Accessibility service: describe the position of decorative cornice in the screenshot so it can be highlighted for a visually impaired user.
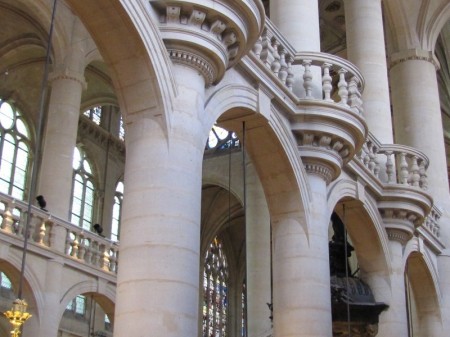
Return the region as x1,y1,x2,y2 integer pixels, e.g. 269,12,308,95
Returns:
167,49,216,86
389,49,440,70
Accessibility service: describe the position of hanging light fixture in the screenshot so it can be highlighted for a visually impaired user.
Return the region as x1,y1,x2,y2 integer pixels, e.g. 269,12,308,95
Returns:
3,0,58,335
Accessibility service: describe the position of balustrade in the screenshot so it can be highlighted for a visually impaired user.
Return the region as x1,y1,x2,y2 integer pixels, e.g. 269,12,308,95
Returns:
0,193,118,274
251,19,364,114
357,133,429,190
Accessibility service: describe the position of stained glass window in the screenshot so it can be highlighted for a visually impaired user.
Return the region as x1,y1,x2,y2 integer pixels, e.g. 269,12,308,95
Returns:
71,147,96,231
0,100,31,199
66,295,86,315
111,181,123,241
203,237,228,337
83,106,102,125
119,116,125,141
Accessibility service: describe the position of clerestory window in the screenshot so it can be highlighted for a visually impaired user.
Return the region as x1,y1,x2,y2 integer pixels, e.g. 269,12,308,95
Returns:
111,181,123,241
70,146,96,231
203,237,229,337
0,100,31,199
66,294,86,315
83,106,102,125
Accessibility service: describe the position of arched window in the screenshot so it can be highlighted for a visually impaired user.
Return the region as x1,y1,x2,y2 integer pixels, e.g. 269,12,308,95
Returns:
71,146,96,231
0,100,31,199
203,237,228,337
111,181,123,241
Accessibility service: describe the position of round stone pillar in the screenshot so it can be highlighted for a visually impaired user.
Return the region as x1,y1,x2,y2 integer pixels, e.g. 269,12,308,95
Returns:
246,161,272,337
37,68,85,221
390,51,450,243
114,64,206,337
344,0,393,144
272,165,333,337
376,227,410,337
438,253,450,333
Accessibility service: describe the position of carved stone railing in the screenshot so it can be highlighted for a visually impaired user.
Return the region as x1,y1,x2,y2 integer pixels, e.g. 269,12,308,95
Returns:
251,19,364,114
357,133,429,190
0,193,118,274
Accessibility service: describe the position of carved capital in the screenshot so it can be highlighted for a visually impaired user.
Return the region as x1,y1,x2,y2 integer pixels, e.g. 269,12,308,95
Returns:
380,208,419,245
389,49,440,70
167,49,216,85
49,67,87,89
303,159,334,184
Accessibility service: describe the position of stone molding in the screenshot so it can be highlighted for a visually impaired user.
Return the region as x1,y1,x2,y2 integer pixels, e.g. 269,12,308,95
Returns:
167,49,216,85
380,208,419,245
150,0,264,85
389,48,440,70
48,67,87,89
303,160,334,184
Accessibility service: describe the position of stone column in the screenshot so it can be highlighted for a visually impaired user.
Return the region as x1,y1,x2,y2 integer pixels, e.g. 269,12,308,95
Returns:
269,0,322,98
113,64,206,337
390,51,450,243
344,0,393,144
37,69,85,221
376,227,410,337
272,164,333,337
246,162,272,337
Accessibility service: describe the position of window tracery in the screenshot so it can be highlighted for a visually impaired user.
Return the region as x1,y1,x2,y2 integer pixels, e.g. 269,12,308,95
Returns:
0,100,31,199
71,146,96,230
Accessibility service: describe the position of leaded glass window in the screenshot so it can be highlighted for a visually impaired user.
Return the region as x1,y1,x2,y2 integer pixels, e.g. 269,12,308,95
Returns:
206,126,239,152
111,181,123,241
203,237,228,337
66,295,86,315
0,100,31,199
119,116,125,141
71,147,96,231
83,106,102,125
0,272,12,290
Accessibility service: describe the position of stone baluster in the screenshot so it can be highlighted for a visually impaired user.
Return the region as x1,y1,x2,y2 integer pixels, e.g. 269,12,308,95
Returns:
100,244,111,271
368,143,377,174
338,69,348,105
271,39,281,76
85,238,93,264
419,160,428,190
253,36,263,58
278,48,288,84
302,60,313,98
286,55,294,91
78,234,87,261
260,30,275,69
399,152,409,185
322,63,333,102
1,201,16,233
410,156,420,187
385,151,395,183
36,216,48,245
348,76,363,114
70,234,80,258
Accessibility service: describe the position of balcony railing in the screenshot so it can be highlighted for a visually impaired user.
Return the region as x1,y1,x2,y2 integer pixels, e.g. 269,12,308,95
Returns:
0,193,118,274
250,19,364,114
357,133,429,190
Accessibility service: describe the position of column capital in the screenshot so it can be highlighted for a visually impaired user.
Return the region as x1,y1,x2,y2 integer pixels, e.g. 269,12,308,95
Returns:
48,67,87,89
389,48,440,71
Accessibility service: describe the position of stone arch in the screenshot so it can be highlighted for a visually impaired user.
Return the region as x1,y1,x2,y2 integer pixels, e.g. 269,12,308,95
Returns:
328,177,392,278
58,278,115,325
403,244,443,335
65,0,176,132
204,83,310,234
